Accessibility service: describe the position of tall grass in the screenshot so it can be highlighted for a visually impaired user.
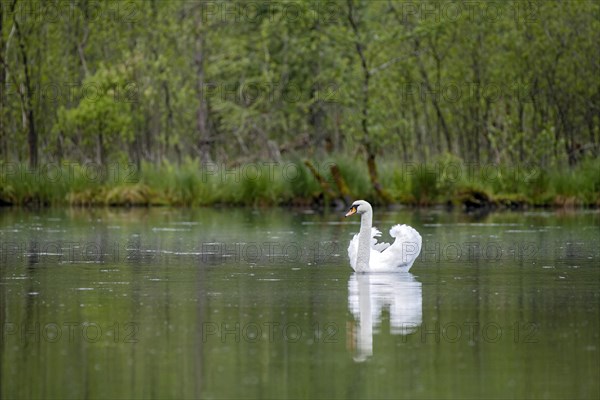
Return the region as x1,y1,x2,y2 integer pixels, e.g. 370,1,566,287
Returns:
329,155,373,200
379,155,600,208
0,156,598,207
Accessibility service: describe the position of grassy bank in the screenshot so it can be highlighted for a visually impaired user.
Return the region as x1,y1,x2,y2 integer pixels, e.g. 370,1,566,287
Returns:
1,156,598,208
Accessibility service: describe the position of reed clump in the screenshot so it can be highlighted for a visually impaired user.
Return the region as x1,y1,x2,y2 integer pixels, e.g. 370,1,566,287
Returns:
0,157,597,208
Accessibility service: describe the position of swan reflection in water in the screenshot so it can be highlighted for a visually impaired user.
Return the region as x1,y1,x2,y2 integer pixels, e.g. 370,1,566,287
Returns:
347,272,422,362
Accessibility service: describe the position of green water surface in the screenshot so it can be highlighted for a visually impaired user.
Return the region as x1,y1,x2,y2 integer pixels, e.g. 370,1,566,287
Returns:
1,207,598,399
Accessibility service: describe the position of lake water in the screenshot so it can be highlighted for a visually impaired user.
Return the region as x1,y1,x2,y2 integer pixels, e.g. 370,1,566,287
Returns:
1,207,598,399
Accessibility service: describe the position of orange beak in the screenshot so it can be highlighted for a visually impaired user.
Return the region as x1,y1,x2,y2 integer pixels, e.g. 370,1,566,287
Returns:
345,206,357,217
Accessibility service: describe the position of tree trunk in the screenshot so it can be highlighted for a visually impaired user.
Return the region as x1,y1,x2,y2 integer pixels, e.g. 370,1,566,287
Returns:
309,19,326,154
0,5,5,161
304,160,337,200
330,164,352,206
12,1,37,168
162,80,173,164
194,10,211,163
366,150,393,205
414,38,452,156
97,133,104,166
347,0,392,205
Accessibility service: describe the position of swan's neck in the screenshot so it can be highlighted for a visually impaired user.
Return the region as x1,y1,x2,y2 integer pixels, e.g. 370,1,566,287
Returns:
356,210,372,272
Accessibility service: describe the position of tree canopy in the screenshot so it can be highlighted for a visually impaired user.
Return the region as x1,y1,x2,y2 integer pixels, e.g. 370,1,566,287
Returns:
1,1,598,169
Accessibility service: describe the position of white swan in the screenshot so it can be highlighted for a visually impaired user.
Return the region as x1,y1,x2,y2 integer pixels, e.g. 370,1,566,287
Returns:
345,200,422,272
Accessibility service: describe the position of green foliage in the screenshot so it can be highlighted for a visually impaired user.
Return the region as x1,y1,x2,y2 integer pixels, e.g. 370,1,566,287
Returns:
0,1,598,205
53,65,135,164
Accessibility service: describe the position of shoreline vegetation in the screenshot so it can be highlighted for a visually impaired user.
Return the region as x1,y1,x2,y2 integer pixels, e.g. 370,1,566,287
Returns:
1,156,598,210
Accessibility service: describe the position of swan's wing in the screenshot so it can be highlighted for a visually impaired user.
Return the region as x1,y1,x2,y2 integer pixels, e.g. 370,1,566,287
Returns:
372,242,390,252
373,224,422,271
389,224,422,255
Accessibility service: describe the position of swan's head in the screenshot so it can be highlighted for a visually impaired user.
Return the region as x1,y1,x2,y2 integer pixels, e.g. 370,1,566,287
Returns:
345,200,372,217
